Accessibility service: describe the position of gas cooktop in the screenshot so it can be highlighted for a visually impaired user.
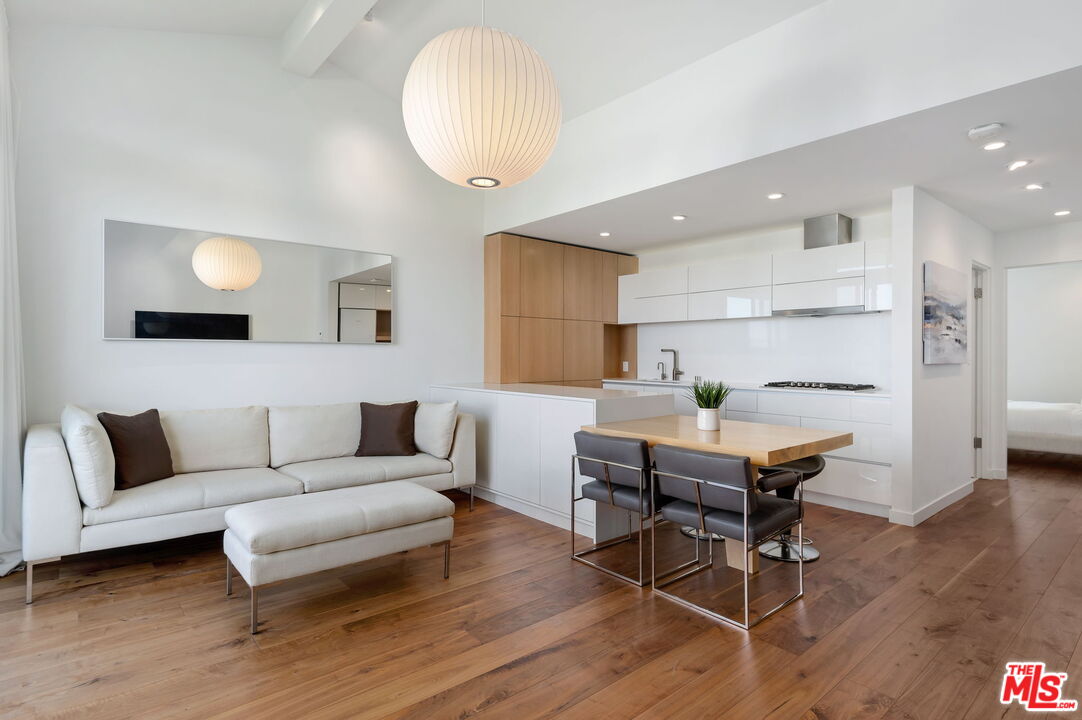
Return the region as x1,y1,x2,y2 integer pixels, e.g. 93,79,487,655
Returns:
763,381,876,392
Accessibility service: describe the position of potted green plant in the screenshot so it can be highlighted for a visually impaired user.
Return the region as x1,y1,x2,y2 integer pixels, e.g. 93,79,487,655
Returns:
685,380,732,431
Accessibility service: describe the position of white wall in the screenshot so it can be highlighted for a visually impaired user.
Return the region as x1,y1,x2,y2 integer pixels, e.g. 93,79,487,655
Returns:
484,0,1082,234
634,211,892,387
890,187,995,525
12,23,483,422
1006,262,1082,403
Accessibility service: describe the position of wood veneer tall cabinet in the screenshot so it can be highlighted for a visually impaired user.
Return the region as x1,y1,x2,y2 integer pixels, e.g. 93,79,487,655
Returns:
485,233,638,385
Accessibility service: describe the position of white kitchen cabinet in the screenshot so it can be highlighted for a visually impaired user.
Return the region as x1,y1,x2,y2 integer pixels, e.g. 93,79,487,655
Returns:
757,391,853,421
688,255,771,293
687,286,771,320
724,390,758,412
805,458,891,506
375,286,393,311
772,242,865,285
538,398,595,521
338,309,376,343
864,238,892,311
725,410,801,427
771,277,864,313
618,266,688,299
800,417,891,464
618,293,688,324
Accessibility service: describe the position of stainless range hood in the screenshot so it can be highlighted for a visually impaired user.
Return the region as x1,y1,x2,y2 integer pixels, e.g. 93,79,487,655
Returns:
771,213,865,317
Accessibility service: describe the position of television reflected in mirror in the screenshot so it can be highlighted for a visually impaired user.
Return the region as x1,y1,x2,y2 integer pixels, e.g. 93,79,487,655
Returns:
103,220,394,344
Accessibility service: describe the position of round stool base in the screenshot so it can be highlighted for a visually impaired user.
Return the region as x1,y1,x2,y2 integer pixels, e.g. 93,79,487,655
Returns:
759,539,820,563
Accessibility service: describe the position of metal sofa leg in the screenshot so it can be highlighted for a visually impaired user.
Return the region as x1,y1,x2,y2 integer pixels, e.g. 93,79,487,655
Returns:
25,557,61,605
250,586,259,635
443,541,451,579
225,557,233,597
468,486,474,512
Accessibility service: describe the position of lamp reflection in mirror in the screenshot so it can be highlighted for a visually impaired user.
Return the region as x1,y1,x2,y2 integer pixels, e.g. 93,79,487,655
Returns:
402,26,561,189
191,236,262,291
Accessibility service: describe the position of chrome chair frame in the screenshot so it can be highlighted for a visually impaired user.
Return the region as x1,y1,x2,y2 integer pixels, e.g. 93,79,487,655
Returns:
570,454,698,587
650,468,804,630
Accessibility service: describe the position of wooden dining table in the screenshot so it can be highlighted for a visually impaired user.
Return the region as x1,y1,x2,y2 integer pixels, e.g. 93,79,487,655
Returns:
581,414,853,573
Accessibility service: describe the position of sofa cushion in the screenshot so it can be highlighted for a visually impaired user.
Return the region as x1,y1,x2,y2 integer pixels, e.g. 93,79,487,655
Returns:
159,406,269,474
82,467,302,525
415,402,459,459
269,403,360,468
60,405,116,509
224,481,455,554
97,409,175,490
277,454,453,493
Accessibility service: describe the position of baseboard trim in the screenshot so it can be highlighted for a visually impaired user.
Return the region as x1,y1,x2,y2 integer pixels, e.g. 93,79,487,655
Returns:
983,467,1008,480
472,487,593,535
889,481,974,527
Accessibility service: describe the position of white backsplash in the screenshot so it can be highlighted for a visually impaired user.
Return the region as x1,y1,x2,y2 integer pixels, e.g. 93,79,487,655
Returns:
638,312,891,389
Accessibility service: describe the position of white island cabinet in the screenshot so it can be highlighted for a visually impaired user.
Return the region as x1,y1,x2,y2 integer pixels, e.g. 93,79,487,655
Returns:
430,383,674,540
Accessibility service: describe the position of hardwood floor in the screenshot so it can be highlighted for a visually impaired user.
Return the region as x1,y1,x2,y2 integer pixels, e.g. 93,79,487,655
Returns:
2,455,1081,719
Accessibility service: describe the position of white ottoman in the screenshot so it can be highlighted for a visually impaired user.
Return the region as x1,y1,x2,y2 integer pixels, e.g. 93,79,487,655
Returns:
223,480,455,633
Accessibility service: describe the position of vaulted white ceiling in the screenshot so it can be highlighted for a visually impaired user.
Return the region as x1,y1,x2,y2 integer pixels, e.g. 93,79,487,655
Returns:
7,0,825,119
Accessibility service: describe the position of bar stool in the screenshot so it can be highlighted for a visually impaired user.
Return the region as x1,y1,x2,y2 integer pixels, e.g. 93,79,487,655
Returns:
651,444,804,630
757,455,825,562
570,431,659,586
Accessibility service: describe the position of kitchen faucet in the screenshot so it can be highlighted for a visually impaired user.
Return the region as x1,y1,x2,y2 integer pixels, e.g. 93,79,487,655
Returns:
660,348,684,381
656,361,667,380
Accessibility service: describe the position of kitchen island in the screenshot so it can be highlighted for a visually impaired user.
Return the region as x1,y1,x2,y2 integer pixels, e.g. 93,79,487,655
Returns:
430,383,675,540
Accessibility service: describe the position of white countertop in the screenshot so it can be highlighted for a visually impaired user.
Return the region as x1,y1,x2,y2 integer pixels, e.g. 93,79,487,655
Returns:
431,383,669,401
602,378,891,399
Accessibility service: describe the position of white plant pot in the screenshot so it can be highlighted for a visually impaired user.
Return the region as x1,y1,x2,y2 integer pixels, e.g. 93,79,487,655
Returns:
696,408,721,431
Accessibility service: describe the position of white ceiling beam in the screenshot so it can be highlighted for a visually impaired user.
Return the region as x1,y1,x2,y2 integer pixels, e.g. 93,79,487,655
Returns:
281,0,378,77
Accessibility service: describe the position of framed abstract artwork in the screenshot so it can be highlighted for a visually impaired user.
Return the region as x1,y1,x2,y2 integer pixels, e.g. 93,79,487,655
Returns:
923,260,968,364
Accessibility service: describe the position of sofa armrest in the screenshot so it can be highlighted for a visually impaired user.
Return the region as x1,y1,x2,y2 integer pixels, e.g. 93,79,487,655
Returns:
448,413,476,489
22,424,83,561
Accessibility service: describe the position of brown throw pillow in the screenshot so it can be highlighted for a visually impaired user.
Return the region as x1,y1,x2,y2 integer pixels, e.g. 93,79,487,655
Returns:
356,401,418,457
97,409,175,490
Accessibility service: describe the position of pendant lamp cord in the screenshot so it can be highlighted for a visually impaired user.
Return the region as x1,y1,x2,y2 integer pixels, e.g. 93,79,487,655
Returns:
481,0,485,27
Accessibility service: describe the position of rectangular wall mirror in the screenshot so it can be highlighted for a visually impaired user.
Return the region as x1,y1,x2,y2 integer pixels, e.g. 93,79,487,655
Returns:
103,220,394,344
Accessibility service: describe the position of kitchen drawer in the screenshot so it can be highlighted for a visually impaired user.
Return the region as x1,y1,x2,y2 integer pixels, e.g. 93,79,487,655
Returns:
688,255,771,293
618,266,688,299
771,277,865,312
772,242,865,285
687,286,771,320
618,293,688,324
805,458,891,506
757,391,852,421
800,417,891,464
851,397,891,424
724,390,757,412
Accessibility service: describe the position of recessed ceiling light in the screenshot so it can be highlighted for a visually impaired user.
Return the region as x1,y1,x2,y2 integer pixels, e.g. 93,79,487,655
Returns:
1054,210,1071,217
1024,183,1044,191
766,192,785,200
982,140,1008,151
671,214,687,221
1008,160,1030,171
599,231,611,237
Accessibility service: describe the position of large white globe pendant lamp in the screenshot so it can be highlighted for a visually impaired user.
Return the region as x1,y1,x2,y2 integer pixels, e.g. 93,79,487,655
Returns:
191,236,262,291
402,23,561,189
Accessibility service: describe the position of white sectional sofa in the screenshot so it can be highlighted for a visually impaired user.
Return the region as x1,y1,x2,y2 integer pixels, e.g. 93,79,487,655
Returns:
21,402,475,601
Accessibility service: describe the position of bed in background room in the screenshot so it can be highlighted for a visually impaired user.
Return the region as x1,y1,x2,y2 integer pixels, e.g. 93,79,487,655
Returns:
1007,400,1082,455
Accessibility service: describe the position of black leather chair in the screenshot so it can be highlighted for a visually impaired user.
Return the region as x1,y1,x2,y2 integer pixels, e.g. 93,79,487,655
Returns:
651,444,805,629
571,431,659,586
756,454,825,562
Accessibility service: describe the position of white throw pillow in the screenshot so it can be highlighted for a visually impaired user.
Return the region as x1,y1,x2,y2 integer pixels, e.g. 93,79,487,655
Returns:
159,406,270,474
60,404,115,509
414,401,459,459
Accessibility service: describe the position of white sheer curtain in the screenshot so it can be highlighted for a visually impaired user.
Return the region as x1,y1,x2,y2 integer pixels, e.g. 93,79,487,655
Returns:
0,0,24,576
